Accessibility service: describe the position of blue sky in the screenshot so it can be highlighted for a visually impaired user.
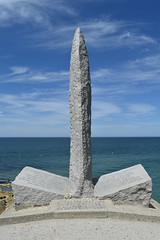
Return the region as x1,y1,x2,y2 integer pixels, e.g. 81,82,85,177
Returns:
0,0,160,137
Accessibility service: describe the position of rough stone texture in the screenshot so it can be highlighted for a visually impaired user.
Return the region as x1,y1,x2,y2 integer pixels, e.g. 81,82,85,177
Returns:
12,166,68,209
94,164,152,206
67,28,93,198
55,199,106,210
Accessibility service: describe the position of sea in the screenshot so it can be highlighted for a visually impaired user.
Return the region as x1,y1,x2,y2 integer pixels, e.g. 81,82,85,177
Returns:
0,137,160,203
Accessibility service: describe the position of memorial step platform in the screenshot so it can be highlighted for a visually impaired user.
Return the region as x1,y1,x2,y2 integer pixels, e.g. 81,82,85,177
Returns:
0,198,160,226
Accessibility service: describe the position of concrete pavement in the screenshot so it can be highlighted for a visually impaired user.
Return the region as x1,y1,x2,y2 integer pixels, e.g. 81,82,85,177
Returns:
1,217,160,240
0,198,160,240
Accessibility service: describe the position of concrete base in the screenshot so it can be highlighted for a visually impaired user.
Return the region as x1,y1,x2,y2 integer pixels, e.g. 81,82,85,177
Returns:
0,198,160,226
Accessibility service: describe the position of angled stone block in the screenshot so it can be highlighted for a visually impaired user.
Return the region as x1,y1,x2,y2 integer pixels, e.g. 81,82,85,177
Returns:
12,166,68,209
67,28,93,198
94,164,152,206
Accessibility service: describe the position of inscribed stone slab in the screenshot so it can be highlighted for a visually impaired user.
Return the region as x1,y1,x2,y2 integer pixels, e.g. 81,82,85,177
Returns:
94,164,152,206
12,166,68,209
55,199,106,210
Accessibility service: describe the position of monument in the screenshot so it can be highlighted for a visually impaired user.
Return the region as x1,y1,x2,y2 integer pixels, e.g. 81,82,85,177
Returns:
11,28,152,209
66,28,94,198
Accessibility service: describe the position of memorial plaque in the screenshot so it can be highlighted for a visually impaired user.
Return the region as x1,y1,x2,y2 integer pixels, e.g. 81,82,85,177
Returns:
55,199,106,210
94,164,152,206
12,166,68,209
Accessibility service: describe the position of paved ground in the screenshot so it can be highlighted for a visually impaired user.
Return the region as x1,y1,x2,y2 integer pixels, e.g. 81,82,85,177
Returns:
1,199,160,240
0,218,160,240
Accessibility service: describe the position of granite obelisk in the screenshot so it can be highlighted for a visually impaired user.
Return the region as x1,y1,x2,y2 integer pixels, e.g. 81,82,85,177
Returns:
67,28,93,198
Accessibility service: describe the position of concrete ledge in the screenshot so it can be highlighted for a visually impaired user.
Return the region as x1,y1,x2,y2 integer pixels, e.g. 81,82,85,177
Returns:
0,199,160,226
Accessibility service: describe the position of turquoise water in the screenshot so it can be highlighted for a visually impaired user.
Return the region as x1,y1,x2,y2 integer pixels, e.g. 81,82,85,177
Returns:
0,137,160,202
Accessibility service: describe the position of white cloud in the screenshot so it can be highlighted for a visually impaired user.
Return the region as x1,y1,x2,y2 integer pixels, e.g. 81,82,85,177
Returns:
10,66,29,75
2,67,69,83
0,0,155,51
120,54,160,85
114,32,155,47
90,53,160,99
30,71,69,82
30,17,156,50
128,104,156,115
0,0,75,27
0,91,159,137
0,92,68,110
84,26,156,48
127,55,160,69
92,121,160,137
92,101,121,118
0,92,69,128
92,85,130,96
92,68,111,80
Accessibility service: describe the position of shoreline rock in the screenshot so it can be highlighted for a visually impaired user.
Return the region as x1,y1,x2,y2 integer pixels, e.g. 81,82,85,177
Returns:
0,184,14,214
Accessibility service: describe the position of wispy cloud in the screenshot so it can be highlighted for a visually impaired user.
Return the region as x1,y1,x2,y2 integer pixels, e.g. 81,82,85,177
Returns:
91,53,160,99
32,18,156,50
92,121,160,137
0,55,11,59
128,103,156,115
0,0,75,27
92,68,111,80
0,90,158,137
10,66,29,75
0,0,155,51
83,21,156,48
121,54,160,85
126,54,160,70
0,92,69,124
1,66,69,83
92,101,121,118
0,90,70,136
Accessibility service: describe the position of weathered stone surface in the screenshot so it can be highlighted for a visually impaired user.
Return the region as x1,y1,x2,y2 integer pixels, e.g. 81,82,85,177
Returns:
94,164,152,206
12,166,68,209
55,199,106,210
67,28,93,198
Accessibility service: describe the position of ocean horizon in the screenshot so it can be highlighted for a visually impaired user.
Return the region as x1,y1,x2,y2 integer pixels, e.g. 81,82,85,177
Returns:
0,137,160,203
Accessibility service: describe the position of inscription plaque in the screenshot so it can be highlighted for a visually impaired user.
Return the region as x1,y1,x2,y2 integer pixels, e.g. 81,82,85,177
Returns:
56,199,106,210
12,166,69,209
16,168,67,193
94,164,152,206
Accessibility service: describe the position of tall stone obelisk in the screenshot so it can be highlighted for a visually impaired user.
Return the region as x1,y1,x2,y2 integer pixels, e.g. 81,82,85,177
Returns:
67,28,94,198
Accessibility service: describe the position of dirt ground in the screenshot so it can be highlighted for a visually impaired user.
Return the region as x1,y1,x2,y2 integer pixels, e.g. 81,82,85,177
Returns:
0,184,14,214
